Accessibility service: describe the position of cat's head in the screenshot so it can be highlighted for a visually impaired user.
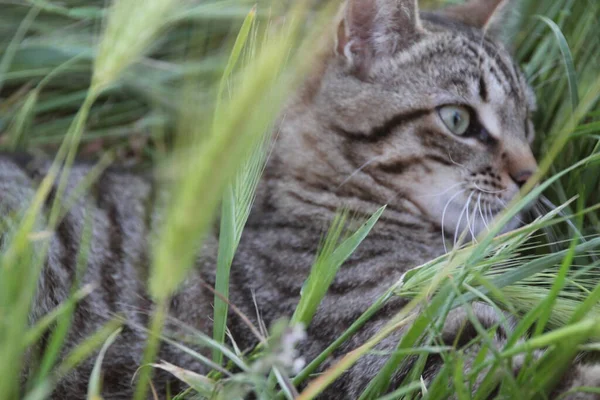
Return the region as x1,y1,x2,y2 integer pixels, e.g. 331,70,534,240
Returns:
273,0,537,244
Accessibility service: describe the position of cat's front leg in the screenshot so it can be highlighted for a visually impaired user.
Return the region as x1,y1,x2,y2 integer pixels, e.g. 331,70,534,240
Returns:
321,302,600,399
553,364,600,399
429,303,600,399
329,302,518,398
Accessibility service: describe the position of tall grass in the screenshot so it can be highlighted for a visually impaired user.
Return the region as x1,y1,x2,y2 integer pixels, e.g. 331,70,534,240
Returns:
0,0,599,399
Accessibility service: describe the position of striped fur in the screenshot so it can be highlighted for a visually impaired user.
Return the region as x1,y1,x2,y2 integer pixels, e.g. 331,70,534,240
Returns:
1,0,597,398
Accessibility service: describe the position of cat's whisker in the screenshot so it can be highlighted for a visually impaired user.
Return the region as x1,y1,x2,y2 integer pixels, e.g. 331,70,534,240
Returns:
477,193,489,231
530,203,540,218
472,195,480,235
337,156,380,189
533,203,547,219
496,197,524,224
465,192,476,244
534,201,561,251
473,184,507,194
466,194,478,242
486,202,495,226
538,204,559,245
454,192,474,248
441,189,466,253
446,151,471,172
471,209,479,242
472,198,480,239
384,190,400,205
540,195,578,231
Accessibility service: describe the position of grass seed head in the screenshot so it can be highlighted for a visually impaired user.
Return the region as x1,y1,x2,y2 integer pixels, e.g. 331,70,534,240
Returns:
92,0,180,92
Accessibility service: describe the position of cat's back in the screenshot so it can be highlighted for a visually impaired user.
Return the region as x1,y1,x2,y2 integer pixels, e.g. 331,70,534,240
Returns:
0,153,167,398
0,152,153,209
0,153,42,211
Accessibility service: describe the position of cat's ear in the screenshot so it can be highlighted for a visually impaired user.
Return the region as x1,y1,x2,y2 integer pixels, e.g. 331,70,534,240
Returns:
335,0,423,68
440,0,519,40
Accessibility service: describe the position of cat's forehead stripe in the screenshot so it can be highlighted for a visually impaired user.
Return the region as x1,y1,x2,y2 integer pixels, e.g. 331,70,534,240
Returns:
421,14,523,98
476,38,520,93
478,75,489,102
398,32,524,102
455,37,522,100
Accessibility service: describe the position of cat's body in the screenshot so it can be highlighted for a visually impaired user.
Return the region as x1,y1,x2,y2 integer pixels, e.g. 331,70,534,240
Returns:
6,153,439,398
3,0,600,398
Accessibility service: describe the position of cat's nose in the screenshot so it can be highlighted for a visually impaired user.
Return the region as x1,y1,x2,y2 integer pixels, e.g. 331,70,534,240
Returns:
504,141,537,188
510,170,534,188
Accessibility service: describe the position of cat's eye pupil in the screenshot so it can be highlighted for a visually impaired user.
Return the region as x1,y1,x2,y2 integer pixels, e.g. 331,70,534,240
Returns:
453,112,461,127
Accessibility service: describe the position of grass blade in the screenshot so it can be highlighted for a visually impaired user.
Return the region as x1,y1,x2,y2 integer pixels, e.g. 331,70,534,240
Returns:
534,15,579,111
291,206,386,327
87,328,123,400
212,7,260,365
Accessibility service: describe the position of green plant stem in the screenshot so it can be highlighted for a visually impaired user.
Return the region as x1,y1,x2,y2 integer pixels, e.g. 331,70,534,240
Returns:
133,300,169,400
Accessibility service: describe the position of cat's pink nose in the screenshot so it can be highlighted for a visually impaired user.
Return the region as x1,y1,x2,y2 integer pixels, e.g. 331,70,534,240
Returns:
510,170,534,187
504,140,537,188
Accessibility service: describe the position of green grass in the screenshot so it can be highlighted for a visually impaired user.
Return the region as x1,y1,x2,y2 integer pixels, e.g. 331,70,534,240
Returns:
0,0,599,399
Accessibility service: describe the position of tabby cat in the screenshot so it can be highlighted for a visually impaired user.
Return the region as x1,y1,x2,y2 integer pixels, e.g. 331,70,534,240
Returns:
2,0,598,398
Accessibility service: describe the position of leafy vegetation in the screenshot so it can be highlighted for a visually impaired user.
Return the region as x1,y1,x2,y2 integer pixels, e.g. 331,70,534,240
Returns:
0,0,599,399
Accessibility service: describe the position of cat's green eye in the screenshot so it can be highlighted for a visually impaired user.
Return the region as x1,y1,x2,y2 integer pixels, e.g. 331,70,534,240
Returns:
439,106,471,136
